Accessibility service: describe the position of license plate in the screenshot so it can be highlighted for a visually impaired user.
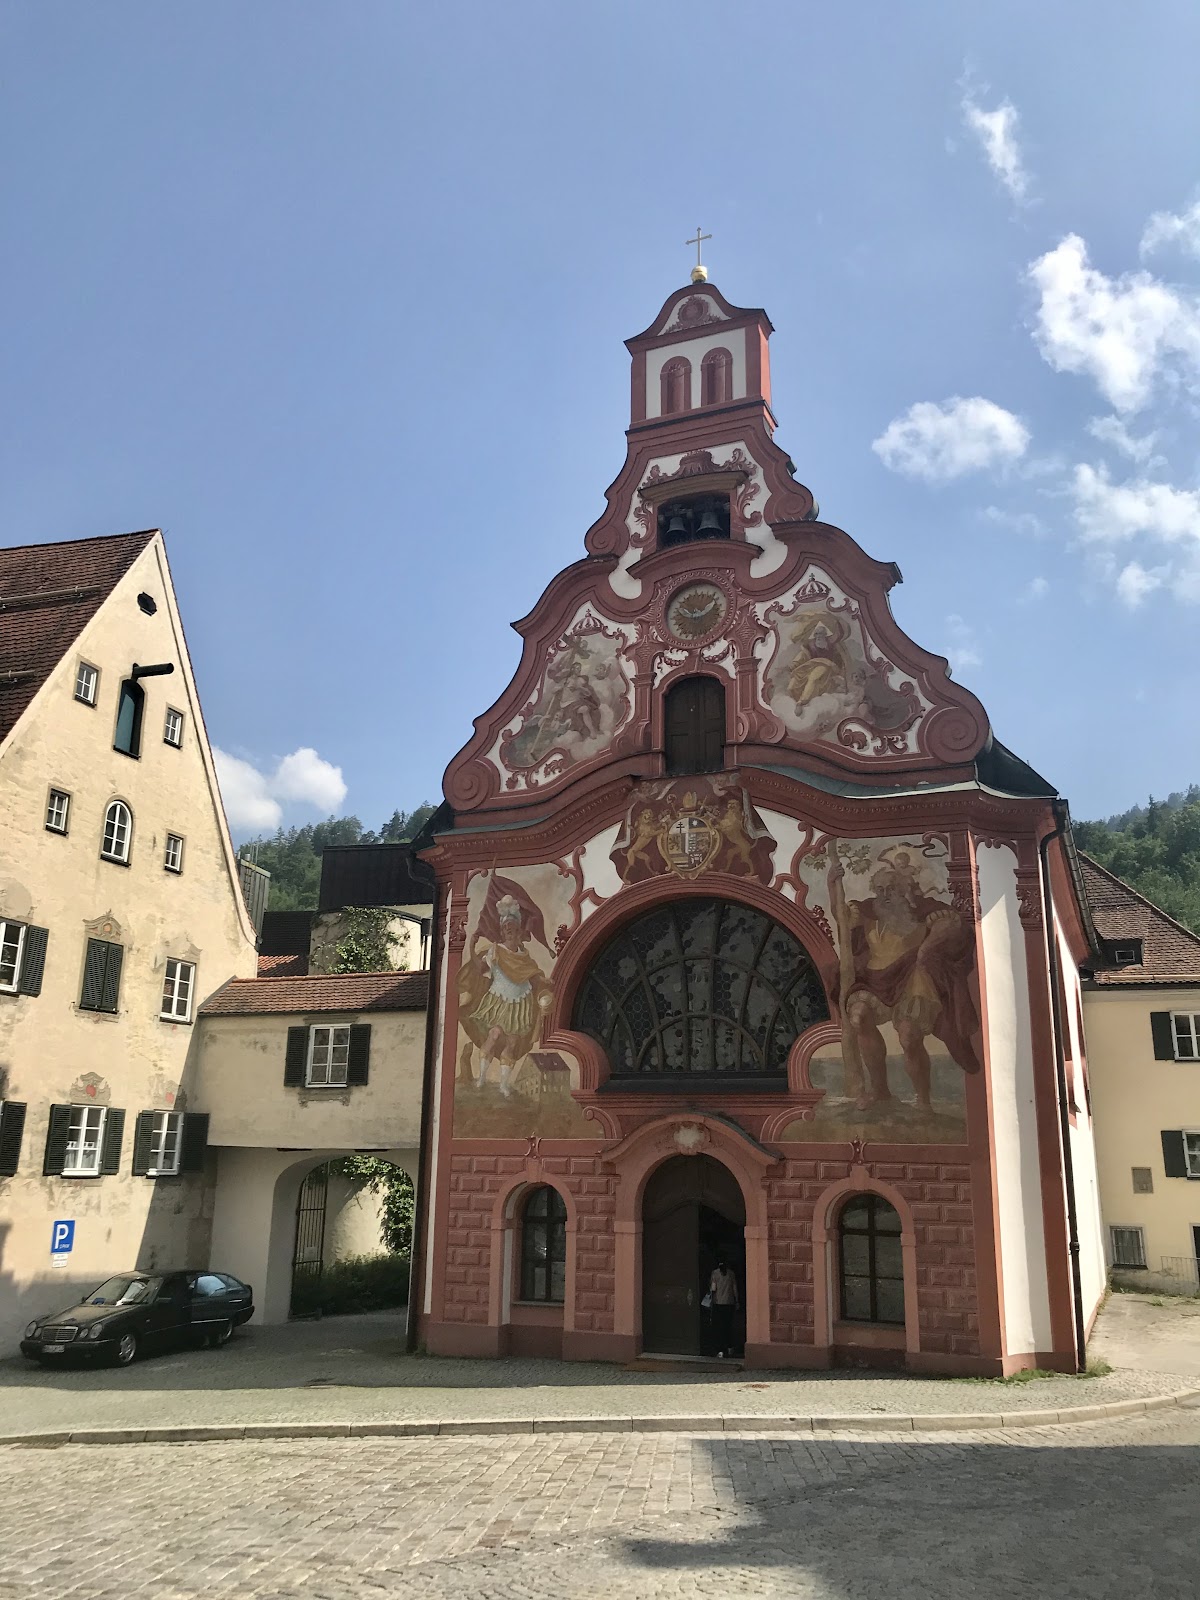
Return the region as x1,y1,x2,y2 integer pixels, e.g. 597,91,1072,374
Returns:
42,1343,65,1354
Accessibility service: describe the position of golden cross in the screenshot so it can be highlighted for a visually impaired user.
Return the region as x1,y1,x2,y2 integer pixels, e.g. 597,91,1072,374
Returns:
685,226,712,270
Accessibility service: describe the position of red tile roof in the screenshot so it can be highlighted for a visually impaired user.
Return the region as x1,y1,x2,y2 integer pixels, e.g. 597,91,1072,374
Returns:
0,529,157,743
200,970,430,1016
256,952,309,977
1080,854,1200,985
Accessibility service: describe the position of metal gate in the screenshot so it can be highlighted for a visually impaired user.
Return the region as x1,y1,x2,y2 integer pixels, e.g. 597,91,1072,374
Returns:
290,1164,329,1315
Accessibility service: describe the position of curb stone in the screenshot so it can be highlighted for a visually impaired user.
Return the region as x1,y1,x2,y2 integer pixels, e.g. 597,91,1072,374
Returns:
2,1387,1197,1448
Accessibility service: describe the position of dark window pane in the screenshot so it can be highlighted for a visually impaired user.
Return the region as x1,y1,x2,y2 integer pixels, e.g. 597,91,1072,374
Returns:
841,1277,873,1321
876,1279,906,1325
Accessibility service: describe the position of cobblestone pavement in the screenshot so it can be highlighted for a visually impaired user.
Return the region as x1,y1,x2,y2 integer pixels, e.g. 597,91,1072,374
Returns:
2,1307,1197,1437
1,1404,1197,1598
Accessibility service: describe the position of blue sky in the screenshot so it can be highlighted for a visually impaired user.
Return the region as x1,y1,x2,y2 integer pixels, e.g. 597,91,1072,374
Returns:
4,1,1200,833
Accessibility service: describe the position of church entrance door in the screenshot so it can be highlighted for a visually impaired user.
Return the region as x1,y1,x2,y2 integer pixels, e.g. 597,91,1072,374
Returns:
641,1154,746,1357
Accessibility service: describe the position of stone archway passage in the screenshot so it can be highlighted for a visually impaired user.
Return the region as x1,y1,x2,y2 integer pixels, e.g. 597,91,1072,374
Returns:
641,1154,746,1357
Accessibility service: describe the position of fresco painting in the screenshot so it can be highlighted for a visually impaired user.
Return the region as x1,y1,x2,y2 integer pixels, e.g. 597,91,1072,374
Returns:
610,777,775,885
761,581,927,750
499,616,631,774
453,865,591,1139
781,834,978,1145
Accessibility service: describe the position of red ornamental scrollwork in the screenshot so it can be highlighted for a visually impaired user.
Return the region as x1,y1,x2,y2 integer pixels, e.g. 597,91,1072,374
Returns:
1016,880,1043,931
947,872,979,924
447,905,469,952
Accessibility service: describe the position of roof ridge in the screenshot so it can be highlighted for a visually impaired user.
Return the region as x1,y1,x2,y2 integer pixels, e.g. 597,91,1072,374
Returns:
0,528,159,556
229,968,427,983
1079,850,1200,950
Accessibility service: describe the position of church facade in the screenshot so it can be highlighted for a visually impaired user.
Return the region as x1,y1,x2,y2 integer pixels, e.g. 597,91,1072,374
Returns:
414,278,1107,1376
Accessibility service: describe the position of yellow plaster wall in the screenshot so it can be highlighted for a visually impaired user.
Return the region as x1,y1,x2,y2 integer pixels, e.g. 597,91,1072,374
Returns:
0,536,257,1343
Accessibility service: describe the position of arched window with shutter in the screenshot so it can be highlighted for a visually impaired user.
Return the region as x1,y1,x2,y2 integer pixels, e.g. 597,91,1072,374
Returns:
701,347,733,406
101,800,133,864
660,356,692,416
663,675,725,776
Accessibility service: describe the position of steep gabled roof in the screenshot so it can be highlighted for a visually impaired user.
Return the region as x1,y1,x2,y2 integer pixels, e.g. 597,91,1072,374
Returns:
1080,853,1200,985
0,529,157,743
200,970,430,1016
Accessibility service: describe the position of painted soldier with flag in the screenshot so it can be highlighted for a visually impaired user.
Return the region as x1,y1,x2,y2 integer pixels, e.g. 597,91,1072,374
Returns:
457,874,555,1096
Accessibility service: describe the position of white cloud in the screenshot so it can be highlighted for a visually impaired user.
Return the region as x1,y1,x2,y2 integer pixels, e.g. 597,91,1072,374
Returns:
962,93,1030,202
944,613,982,674
214,745,347,834
1068,462,1200,605
1140,199,1200,261
980,505,1047,538
1114,560,1164,608
1023,576,1050,602
1086,414,1162,466
872,397,1030,482
1027,234,1200,412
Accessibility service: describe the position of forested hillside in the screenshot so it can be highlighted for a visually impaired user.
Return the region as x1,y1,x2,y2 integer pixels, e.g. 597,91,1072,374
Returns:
237,805,436,910
1075,786,1200,934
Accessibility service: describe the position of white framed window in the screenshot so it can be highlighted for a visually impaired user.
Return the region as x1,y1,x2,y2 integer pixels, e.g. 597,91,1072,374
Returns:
1186,1132,1200,1179
307,1024,350,1087
0,921,26,993
75,661,98,705
45,788,70,834
1171,1014,1200,1061
1109,1225,1147,1269
64,1105,107,1176
160,958,195,1022
101,800,132,863
163,707,184,748
164,833,184,873
148,1111,182,1175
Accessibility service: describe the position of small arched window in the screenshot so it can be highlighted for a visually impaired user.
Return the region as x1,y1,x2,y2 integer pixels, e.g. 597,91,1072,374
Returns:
101,800,132,864
701,347,733,406
660,356,692,416
520,1186,567,1303
838,1194,904,1325
664,675,725,776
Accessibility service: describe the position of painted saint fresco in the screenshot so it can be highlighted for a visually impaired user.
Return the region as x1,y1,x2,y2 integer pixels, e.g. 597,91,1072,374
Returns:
781,836,977,1144
453,868,591,1139
760,576,929,751
498,615,631,776
611,778,776,885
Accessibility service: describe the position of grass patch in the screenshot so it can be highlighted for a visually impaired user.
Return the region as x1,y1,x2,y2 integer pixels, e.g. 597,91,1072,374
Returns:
290,1253,410,1319
955,1357,1112,1385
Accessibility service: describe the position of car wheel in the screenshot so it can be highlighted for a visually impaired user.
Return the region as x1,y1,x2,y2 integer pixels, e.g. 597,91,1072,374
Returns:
114,1332,138,1367
207,1319,234,1349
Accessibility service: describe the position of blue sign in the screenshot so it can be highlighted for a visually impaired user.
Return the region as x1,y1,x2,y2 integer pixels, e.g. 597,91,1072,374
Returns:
51,1220,75,1256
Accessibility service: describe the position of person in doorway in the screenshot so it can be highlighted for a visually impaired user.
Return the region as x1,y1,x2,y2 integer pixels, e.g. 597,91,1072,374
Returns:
708,1260,740,1358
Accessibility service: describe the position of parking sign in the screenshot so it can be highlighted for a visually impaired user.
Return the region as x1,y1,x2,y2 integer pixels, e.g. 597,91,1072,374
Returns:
51,1220,75,1260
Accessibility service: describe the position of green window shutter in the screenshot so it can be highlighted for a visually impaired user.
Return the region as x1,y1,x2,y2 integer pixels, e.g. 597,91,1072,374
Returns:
179,1112,209,1173
80,939,108,1010
43,1105,72,1175
0,1102,27,1177
131,1112,155,1177
16,927,48,996
100,943,123,1013
284,1027,308,1087
1150,1013,1175,1060
1161,1129,1188,1178
347,1024,371,1086
100,1107,125,1175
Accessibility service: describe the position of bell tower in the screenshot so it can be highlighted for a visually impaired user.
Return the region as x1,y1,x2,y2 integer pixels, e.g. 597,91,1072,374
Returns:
625,278,775,432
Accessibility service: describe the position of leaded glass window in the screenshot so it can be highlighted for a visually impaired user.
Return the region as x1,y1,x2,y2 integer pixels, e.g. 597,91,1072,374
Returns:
574,898,828,1087
838,1193,905,1325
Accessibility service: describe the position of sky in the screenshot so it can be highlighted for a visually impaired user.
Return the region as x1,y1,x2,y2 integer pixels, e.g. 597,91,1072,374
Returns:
3,1,1200,835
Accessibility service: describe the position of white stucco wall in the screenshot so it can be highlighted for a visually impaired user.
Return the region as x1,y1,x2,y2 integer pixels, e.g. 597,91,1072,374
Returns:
977,844,1054,1356
1054,908,1106,1327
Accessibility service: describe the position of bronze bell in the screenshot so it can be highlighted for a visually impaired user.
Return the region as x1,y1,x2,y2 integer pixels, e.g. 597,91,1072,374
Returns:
695,506,723,537
664,510,689,541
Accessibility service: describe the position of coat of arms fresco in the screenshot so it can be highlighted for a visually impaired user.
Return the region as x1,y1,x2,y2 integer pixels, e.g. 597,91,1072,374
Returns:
610,779,776,885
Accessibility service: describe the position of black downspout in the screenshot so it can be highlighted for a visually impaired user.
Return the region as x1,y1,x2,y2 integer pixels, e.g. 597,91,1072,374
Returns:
405,882,443,1354
1039,805,1087,1373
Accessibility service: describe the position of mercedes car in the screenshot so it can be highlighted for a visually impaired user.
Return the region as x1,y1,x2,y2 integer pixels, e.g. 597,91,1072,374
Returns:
20,1269,254,1366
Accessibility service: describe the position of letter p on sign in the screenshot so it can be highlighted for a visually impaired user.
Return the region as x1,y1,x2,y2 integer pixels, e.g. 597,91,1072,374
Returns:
51,1220,75,1255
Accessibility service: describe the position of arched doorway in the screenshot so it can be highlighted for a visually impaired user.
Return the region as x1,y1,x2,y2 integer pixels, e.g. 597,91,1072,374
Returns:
287,1157,415,1319
641,1154,745,1357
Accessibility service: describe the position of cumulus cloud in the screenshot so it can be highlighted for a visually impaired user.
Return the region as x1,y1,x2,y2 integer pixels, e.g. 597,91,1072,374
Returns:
1086,414,1163,466
214,745,348,833
1022,576,1050,602
872,397,1029,482
1140,199,1200,261
980,505,1047,538
943,614,982,674
1114,560,1165,608
1069,462,1200,605
962,93,1030,202
1028,235,1200,412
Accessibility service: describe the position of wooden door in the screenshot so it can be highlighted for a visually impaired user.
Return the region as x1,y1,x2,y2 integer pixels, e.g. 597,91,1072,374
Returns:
642,1198,700,1354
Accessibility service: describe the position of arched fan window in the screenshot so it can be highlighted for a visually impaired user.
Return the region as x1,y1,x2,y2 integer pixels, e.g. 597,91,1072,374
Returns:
574,898,828,1087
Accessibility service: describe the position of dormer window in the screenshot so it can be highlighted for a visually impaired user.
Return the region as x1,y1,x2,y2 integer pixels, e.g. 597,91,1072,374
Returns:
701,347,733,406
660,356,692,416
1100,938,1143,968
658,494,731,549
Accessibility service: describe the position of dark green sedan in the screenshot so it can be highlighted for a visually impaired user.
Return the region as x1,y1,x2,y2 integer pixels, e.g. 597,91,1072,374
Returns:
20,1270,254,1366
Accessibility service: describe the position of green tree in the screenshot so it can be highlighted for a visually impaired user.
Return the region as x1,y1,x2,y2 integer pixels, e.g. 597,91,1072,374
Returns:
330,1157,414,1254
329,906,404,973
236,803,437,910
1077,784,1200,933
